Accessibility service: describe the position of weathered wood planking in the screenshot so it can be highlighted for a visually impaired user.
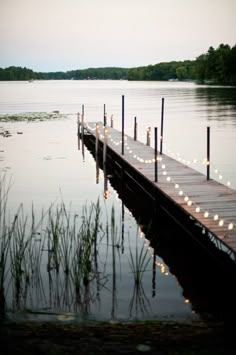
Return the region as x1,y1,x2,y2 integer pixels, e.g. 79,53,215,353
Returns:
84,122,236,256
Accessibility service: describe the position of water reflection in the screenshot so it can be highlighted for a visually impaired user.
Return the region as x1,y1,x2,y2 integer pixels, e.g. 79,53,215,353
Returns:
195,86,236,123
83,132,236,323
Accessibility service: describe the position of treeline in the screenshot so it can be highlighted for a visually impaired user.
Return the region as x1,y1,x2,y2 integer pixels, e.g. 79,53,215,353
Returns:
0,66,128,81
128,44,236,84
195,44,236,85
0,66,41,81
127,60,195,81
0,44,235,84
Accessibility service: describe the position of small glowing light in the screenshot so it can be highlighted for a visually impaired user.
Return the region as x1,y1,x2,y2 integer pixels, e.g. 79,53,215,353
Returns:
179,190,183,196
219,219,224,227
204,211,209,218
163,171,167,176
161,164,165,169
166,176,171,182
187,200,192,206
228,223,234,230
227,181,231,186
185,299,190,304
134,154,137,158
175,184,179,189
193,159,197,163
219,174,223,180
214,214,219,221
214,169,218,174
195,207,200,213
184,196,189,202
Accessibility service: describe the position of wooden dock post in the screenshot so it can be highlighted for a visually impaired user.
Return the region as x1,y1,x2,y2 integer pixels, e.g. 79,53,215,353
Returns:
110,114,114,128
154,127,158,182
122,95,125,155
134,117,137,141
160,98,164,154
146,127,151,146
207,126,210,180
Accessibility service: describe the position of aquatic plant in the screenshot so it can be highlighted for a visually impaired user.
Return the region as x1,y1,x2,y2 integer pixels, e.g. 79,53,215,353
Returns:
128,230,152,316
128,230,151,287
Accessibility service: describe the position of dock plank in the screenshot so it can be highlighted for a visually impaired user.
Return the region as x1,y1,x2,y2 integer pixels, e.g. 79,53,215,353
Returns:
84,122,236,257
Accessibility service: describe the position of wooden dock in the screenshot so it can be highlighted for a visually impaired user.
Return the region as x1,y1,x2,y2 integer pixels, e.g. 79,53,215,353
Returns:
83,121,236,262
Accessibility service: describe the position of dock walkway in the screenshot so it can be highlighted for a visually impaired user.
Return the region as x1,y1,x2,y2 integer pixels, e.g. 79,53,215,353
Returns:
84,122,236,261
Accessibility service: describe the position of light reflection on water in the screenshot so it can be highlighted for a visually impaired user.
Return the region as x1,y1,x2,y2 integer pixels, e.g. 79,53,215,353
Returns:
0,80,236,322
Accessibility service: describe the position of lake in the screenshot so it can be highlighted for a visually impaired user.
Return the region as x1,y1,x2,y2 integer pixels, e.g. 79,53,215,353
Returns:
0,80,236,322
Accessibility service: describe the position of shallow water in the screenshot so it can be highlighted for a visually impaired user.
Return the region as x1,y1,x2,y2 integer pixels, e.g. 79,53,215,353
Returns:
0,80,236,322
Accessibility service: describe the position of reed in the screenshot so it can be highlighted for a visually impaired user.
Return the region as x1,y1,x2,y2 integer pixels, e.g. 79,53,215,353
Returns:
128,230,152,316
128,230,151,286
0,175,132,317
0,175,12,313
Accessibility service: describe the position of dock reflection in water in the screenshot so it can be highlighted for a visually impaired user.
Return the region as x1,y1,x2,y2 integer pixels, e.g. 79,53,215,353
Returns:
83,133,236,323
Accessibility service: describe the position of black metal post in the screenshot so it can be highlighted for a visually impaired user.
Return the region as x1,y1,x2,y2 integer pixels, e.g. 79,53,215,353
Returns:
104,104,107,126
207,126,210,180
77,112,80,136
160,98,164,154
82,104,84,137
122,95,125,155
154,127,158,182
134,117,137,141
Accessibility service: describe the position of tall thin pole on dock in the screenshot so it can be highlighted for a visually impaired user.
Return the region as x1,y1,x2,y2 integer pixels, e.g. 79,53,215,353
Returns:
134,117,137,141
82,104,85,137
103,126,108,166
77,112,81,136
207,126,210,180
160,98,164,154
104,104,107,126
154,127,158,182
95,123,99,157
122,95,125,155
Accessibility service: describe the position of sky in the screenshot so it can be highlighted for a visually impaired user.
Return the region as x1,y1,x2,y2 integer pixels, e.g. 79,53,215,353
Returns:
0,0,235,72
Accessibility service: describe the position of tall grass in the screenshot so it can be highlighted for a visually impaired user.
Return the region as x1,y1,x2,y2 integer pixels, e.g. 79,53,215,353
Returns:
0,175,152,319
0,175,12,313
128,230,152,316
0,173,110,315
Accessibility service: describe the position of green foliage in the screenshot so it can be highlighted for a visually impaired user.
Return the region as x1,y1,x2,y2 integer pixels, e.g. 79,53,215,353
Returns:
0,66,128,81
195,44,236,85
0,66,40,81
128,60,196,81
1,43,235,84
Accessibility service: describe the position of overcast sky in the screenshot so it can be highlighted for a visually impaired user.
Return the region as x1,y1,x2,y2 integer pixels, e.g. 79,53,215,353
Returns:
0,0,235,72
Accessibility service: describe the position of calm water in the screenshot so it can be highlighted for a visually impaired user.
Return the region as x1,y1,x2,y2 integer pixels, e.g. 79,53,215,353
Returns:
0,80,236,322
